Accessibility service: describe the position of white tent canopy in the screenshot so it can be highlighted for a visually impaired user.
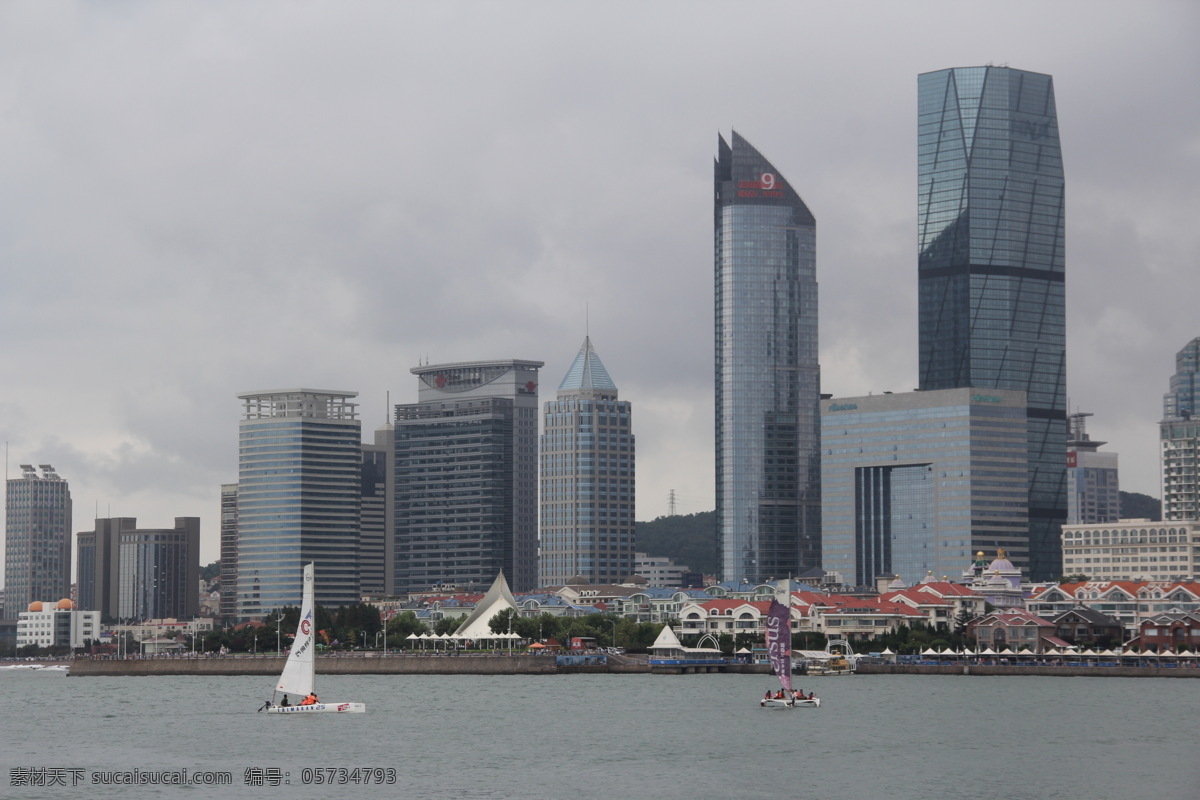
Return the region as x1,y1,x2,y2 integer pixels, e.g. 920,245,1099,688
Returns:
453,572,521,640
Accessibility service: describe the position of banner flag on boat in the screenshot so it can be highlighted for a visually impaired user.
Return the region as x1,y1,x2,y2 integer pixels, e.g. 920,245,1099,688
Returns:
765,598,793,692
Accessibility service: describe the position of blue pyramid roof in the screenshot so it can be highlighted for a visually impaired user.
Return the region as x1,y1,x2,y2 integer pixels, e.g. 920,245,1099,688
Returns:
558,337,617,393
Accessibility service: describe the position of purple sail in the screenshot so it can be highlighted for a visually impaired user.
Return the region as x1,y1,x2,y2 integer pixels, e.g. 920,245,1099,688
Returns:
765,598,793,692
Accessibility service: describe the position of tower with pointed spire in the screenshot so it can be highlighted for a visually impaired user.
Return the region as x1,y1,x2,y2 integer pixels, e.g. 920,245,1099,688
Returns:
539,337,635,586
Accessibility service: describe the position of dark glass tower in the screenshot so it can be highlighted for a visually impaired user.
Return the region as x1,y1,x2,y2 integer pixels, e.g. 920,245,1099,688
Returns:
917,67,1067,580
715,131,821,584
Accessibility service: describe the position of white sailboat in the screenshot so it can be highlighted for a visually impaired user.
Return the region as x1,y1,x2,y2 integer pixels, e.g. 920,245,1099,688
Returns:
261,563,366,714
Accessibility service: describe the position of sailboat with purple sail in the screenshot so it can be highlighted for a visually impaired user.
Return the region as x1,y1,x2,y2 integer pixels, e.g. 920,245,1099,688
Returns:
759,597,820,708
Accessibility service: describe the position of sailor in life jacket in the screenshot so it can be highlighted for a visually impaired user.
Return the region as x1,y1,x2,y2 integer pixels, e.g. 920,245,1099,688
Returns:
300,693,319,706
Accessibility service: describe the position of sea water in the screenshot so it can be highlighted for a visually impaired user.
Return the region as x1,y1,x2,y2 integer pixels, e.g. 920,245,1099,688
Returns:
1,671,1195,800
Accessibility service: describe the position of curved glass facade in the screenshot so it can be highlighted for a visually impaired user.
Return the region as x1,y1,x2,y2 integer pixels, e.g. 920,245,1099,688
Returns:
917,67,1067,580
715,131,821,584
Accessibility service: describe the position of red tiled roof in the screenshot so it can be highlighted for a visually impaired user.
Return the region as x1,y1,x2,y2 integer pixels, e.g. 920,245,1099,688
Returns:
915,582,981,597
698,599,771,613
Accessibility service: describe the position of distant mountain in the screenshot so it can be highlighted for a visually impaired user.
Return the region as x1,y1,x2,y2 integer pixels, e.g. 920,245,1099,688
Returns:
1119,491,1161,521
636,511,717,575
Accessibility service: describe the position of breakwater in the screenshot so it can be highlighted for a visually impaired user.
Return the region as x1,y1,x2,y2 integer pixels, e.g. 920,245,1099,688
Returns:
70,654,568,677
857,663,1200,678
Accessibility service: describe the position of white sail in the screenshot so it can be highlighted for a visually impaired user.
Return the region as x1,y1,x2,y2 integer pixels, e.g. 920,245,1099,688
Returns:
275,563,316,698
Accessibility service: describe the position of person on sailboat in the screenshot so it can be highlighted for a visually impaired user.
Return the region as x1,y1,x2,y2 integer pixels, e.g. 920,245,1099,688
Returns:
300,692,319,706
280,695,290,707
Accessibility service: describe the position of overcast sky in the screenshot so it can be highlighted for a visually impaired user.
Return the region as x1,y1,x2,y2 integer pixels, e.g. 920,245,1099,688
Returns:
1,1,1196,571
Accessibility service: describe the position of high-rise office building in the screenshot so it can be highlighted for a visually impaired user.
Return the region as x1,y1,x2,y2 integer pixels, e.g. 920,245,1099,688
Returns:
1162,337,1200,521
114,516,200,620
360,439,388,596
821,389,1030,587
714,131,821,584
4,465,72,616
1066,412,1119,525
76,517,124,617
917,67,1067,580
218,483,238,620
540,337,635,586
393,360,543,593
236,389,362,618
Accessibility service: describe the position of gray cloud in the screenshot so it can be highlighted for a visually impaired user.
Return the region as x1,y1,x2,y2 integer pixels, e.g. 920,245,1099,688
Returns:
0,1,1196,569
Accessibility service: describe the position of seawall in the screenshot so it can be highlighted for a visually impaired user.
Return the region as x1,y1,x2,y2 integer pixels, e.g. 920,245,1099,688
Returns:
857,663,1200,678
70,655,564,677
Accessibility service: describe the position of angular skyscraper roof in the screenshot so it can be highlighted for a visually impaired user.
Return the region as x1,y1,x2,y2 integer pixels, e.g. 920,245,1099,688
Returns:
558,336,617,393
715,130,815,225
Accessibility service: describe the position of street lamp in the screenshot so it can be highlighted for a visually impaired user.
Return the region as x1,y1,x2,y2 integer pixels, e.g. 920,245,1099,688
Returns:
609,618,619,650
507,609,517,653
376,631,383,650
253,635,258,655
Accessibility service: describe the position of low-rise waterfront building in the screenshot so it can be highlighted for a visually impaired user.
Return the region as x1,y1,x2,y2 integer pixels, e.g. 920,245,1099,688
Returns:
1027,580,1200,632
1049,607,1125,649
16,600,100,649
1061,519,1200,582
614,587,710,624
967,609,1057,654
1133,611,1200,652
678,599,782,639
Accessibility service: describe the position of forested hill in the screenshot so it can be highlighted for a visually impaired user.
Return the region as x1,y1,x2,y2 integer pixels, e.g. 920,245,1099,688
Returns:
636,511,717,575
1119,491,1161,520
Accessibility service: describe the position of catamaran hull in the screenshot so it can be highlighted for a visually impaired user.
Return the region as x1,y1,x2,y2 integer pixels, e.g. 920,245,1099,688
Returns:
759,698,820,709
265,702,366,714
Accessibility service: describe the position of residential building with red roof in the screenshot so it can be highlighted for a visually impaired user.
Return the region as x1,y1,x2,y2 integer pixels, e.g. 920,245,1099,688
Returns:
967,609,1057,653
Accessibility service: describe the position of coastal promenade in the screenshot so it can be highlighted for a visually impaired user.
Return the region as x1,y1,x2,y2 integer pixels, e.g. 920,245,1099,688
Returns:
71,653,561,676
67,652,659,677
857,663,1200,678
61,655,1200,678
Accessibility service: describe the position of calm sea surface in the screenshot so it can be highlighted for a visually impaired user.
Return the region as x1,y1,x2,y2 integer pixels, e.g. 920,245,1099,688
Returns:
1,670,1196,800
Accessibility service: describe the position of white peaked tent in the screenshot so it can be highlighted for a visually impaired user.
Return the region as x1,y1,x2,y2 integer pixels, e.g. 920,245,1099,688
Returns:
648,625,686,657
648,626,722,658
453,572,521,640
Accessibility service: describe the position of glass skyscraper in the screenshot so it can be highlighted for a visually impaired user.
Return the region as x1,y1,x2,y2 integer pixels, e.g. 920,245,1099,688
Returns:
715,131,821,584
917,67,1067,581
4,465,71,614
236,389,362,618
540,337,635,586
1161,337,1200,521
393,360,543,594
821,389,1029,588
